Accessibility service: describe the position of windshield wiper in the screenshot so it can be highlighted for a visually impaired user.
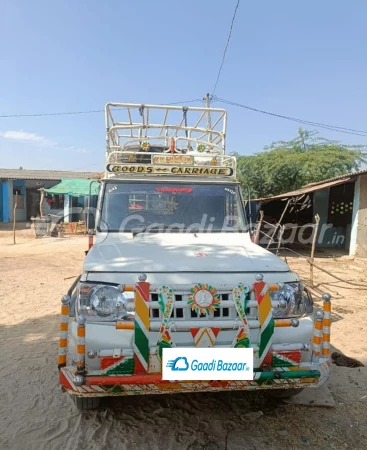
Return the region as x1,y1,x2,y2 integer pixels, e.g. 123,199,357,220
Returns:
130,223,249,237
132,224,176,237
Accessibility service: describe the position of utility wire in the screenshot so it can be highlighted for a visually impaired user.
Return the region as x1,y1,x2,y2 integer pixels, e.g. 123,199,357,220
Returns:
214,96,367,138
166,99,202,106
216,96,367,137
216,96,367,135
211,0,240,96
0,109,104,118
0,99,202,118
215,96,367,136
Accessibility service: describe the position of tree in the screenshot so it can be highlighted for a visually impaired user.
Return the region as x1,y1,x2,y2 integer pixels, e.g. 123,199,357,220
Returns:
235,129,366,199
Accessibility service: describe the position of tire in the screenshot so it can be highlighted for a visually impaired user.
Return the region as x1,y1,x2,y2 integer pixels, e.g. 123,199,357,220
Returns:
72,395,102,411
268,388,304,399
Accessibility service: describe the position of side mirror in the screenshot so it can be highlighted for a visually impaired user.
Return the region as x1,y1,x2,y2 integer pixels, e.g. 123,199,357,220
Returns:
245,201,260,233
84,195,98,231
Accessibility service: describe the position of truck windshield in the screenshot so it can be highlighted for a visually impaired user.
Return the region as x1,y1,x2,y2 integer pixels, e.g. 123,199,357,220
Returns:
99,182,247,233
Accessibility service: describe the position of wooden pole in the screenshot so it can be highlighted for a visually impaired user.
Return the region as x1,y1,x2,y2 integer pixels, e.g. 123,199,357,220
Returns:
253,210,264,244
13,191,18,245
276,225,285,256
39,188,45,218
310,214,320,287
267,198,290,249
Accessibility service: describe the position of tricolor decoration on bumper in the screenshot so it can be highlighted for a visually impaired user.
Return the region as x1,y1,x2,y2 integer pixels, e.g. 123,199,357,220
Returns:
133,276,150,373
232,283,251,348
157,285,175,358
253,274,275,366
59,274,332,398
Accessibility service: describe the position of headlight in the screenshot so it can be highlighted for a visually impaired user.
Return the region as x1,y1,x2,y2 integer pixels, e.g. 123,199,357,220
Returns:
77,283,131,320
270,282,313,318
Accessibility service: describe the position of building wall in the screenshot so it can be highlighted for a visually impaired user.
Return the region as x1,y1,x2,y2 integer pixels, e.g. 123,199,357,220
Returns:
0,179,65,223
13,180,26,222
42,195,85,223
0,183,3,221
3,179,27,222
350,174,367,257
1,180,12,223
43,200,63,217
313,188,350,249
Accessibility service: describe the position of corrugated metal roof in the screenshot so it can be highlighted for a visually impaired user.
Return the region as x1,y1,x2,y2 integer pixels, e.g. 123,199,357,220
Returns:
0,168,96,181
254,176,356,203
303,168,367,187
253,168,367,203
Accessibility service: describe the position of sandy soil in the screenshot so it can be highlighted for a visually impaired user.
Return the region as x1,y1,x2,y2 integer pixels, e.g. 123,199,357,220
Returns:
0,230,366,450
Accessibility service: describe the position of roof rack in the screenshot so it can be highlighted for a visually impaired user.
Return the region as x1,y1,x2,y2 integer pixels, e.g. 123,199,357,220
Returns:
104,102,236,179
105,103,227,153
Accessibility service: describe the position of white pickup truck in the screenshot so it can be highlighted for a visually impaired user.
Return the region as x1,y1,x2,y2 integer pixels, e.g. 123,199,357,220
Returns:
58,103,331,410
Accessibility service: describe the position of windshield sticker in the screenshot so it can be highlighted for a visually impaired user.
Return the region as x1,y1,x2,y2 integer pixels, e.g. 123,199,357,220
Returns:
106,164,234,176
225,188,235,195
108,185,118,193
156,187,193,193
129,203,144,209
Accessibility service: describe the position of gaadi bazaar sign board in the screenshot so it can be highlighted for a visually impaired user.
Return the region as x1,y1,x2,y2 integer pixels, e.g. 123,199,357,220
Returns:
106,164,234,177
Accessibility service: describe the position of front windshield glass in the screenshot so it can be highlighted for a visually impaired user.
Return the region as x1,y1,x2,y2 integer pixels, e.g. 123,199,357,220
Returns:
99,182,246,233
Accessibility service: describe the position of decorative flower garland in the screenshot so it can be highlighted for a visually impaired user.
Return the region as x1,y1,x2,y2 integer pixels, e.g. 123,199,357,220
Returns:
197,143,206,153
141,141,150,151
157,285,175,358
188,283,220,315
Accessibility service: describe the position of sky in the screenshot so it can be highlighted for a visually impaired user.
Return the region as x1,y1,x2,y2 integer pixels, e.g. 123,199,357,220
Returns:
0,0,366,172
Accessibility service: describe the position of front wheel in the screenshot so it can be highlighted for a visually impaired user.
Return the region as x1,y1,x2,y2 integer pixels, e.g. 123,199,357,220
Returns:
268,388,304,399
72,395,102,411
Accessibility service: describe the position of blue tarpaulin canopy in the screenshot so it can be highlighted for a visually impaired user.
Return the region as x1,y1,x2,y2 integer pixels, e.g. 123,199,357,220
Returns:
44,179,99,197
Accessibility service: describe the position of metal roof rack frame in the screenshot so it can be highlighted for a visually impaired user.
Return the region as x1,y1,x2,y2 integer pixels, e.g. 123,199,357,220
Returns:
105,103,227,156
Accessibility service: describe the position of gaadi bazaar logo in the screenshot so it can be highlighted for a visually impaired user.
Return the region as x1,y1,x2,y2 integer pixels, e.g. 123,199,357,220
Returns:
106,164,233,176
162,348,254,381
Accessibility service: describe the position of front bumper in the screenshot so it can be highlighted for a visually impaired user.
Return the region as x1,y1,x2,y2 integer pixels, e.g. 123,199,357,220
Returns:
58,276,332,398
60,359,331,398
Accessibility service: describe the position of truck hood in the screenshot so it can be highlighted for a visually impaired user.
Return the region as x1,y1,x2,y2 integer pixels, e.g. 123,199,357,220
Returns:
84,233,290,274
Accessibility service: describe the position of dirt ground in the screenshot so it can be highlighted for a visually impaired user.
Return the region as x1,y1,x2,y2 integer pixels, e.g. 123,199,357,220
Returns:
0,229,366,450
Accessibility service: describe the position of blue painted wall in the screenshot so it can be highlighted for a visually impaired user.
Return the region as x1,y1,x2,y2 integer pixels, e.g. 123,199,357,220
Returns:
0,183,3,221
2,181,10,223
13,179,26,221
14,179,26,194
0,180,28,222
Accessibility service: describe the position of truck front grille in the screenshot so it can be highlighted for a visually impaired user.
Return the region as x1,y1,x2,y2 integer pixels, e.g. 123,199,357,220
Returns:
149,290,251,322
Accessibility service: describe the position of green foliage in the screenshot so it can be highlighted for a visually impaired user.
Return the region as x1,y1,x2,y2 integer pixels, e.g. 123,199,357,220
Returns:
234,129,366,199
